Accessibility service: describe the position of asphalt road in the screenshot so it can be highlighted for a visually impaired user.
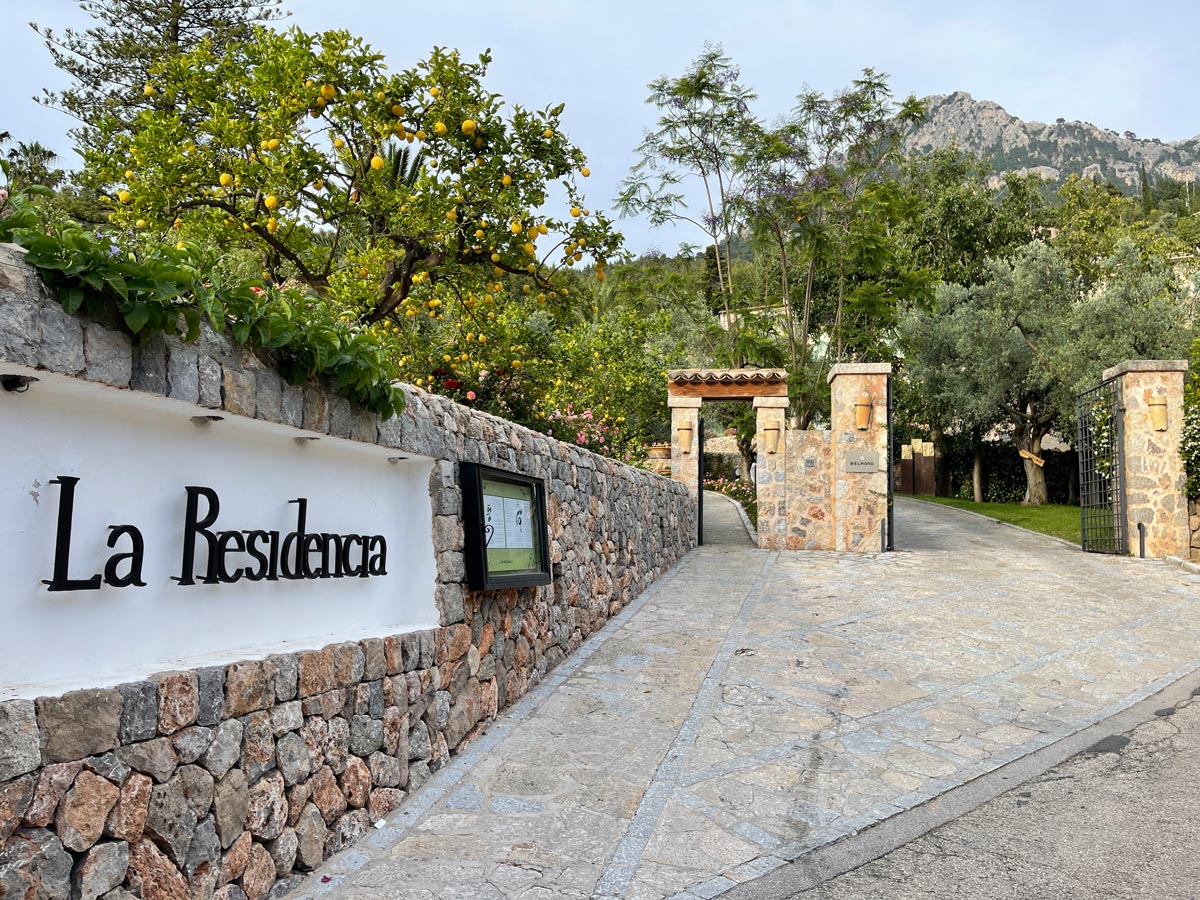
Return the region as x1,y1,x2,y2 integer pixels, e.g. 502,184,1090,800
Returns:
787,683,1200,899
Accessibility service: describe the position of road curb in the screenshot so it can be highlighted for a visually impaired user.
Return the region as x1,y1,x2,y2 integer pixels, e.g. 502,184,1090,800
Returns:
721,663,1200,899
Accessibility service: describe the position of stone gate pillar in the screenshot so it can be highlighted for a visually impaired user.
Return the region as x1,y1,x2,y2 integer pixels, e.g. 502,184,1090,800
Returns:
668,396,701,495
1104,360,1188,559
829,363,892,552
754,396,789,549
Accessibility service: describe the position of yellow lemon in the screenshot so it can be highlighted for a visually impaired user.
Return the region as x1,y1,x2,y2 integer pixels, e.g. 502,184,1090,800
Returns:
312,178,324,190
267,217,279,234
135,219,146,229
510,221,522,234
370,155,385,171
143,83,155,97
123,169,134,181
570,207,581,217
490,252,501,263
522,284,531,294
478,335,487,344
219,173,233,187
537,223,548,235
415,130,426,141
581,166,590,177
524,242,535,256
462,119,477,135
445,209,457,222
321,84,336,100
543,128,553,138
172,218,182,229
475,229,485,239
501,174,512,187
267,138,280,151
434,122,447,136
429,86,441,98
376,91,387,102
176,241,186,250
117,189,131,204
264,195,279,210
391,104,404,117
333,137,345,149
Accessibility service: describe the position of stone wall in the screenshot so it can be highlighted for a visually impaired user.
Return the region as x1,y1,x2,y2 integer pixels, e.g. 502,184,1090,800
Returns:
0,245,696,899
754,364,891,552
781,431,833,550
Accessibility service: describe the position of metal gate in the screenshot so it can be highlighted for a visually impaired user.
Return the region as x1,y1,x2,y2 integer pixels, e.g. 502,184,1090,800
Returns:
1076,376,1126,554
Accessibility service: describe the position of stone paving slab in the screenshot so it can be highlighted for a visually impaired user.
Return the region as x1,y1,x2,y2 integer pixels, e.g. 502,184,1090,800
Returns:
294,497,1200,899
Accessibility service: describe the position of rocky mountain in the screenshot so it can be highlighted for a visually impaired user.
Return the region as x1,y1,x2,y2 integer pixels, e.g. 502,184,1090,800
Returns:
906,92,1200,188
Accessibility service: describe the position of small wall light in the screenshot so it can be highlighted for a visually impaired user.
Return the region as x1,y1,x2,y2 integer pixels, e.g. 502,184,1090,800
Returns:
1149,396,1168,432
855,392,872,430
677,422,694,454
1,374,37,393
762,422,781,455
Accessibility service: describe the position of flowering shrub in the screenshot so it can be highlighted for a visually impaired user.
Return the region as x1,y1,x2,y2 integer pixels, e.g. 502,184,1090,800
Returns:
546,405,624,455
704,476,757,527
1183,336,1200,498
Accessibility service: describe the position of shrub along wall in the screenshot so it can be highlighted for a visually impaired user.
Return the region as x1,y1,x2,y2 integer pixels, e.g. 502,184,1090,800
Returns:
0,245,696,900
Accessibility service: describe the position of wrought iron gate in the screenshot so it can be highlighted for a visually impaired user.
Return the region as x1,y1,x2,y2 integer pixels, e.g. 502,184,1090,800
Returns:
1076,376,1126,554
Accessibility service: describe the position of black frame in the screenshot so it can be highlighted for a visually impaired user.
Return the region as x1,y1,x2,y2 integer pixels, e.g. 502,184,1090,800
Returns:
461,463,552,590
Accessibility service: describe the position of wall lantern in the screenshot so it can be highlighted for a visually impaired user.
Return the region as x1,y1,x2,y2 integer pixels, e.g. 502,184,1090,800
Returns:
855,392,873,430
1149,396,1168,432
677,422,694,454
1,374,38,393
762,422,781,455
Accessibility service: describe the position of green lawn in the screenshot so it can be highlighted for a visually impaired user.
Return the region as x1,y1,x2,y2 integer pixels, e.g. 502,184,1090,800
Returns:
913,496,1081,545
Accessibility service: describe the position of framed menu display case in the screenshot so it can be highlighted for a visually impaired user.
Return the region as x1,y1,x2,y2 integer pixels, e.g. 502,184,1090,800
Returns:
461,463,551,590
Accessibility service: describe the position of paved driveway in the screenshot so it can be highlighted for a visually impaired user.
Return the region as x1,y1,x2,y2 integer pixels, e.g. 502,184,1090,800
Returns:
297,497,1200,900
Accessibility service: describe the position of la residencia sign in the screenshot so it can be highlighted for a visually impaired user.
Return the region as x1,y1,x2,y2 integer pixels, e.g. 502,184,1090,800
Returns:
43,475,389,591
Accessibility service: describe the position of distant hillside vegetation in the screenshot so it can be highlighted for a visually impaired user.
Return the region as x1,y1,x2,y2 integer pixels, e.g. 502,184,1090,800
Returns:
906,92,1200,188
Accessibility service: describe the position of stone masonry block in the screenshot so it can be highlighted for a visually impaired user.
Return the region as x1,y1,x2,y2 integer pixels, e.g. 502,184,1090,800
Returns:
0,701,41,781
37,689,123,764
37,304,85,374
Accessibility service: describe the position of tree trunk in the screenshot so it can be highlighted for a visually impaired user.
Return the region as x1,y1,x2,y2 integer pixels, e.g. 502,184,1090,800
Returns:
1016,423,1050,505
972,448,984,503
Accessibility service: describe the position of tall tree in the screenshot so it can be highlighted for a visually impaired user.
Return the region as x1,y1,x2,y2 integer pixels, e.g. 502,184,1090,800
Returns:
617,44,757,335
31,0,286,157
88,30,619,384
902,240,1192,504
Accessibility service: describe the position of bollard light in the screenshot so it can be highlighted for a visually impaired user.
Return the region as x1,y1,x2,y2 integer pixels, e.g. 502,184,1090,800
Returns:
677,422,694,454
1149,396,1168,432
762,422,781,455
855,391,872,430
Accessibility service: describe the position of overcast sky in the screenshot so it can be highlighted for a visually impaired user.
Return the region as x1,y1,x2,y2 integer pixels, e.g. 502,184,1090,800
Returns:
4,0,1198,253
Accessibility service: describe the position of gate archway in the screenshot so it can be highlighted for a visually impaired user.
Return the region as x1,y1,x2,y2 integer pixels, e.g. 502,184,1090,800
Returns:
667,365,893,552
666,368,788,545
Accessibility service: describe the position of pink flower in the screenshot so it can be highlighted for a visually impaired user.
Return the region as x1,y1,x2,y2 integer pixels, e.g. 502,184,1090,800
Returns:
466,390,476,400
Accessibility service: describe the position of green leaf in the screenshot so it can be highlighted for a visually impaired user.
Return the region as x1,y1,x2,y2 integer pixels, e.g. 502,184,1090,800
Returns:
124,303,152,334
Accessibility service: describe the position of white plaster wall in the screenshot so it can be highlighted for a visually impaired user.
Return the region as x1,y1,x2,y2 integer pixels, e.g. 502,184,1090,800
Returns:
0,367,437,699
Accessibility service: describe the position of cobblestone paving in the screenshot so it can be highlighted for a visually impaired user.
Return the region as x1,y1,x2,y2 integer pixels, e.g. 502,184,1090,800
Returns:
296,497,1200,900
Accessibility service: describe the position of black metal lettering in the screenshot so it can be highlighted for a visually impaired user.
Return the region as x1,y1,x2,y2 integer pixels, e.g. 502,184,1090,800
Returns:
103,524,146,587
367,536,387,576
340,534,362,576
280,499,308,580
321,533,342,578
217,531,246,583
44,476,102,592
243,530,270,581
178,486,221,585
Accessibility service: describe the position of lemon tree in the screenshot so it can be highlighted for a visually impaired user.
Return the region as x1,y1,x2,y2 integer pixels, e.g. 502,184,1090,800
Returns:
88,26,620,388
